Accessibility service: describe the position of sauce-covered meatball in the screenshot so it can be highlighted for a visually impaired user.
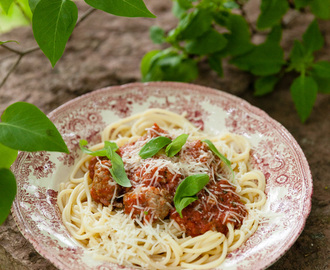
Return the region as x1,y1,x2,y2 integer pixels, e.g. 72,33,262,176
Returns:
89,157,122,206
123,186,172,223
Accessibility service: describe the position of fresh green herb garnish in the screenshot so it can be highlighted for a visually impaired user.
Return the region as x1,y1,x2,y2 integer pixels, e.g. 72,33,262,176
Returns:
165,134,189,157
79,140,131,187
139,136,172,159
202,139,234,179
174,174,210,218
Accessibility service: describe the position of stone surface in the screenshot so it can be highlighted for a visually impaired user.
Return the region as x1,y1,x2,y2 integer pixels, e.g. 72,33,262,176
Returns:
0,1,329,270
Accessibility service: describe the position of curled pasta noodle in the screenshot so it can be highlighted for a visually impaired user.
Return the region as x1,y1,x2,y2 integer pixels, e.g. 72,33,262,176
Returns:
58,109,266,269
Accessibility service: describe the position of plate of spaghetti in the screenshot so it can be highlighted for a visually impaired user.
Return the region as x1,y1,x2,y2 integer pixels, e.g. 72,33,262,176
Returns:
12,82,312,270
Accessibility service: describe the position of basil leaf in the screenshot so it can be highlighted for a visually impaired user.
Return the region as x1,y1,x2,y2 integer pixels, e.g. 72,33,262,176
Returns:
174,174,209,218
224,14,254,57
287,40,308,73
230,26,284,76
139,136,172,159
257,0,289,30
185,29,228,55
175,9,213,40
165,134,188,157
310,0,330,20
294,0,311,9
290,75,318,123
150,25,165,44
32,0,78,67
79,140,118,156
140,50,161,79
175,196,198,218
0,143,18,169
80,140,131,187
84,0,155,18
108,152,131,187
0,168,16,225
302,19,324,55
254,75,279,96
0,102,69,153
311,61,330,78
202,139,234,178
208,53,223,77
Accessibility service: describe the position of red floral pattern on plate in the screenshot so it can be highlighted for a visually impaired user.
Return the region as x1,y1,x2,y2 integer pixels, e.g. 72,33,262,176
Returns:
11,82,312,270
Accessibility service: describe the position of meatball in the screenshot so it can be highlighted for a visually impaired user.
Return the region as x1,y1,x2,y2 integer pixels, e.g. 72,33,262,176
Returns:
123,186,172,223
133,164,182,195
89,157,121,206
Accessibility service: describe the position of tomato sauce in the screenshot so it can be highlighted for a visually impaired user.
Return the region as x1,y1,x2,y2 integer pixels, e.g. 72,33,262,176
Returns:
88,124,247,236
170,180,247,236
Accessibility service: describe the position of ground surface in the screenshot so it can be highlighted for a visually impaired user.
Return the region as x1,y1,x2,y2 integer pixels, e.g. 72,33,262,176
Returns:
0,1,329,270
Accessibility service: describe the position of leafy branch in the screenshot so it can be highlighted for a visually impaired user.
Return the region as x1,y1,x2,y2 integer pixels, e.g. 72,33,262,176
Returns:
0,0,155,225
141,0,330,122
0,0,154,87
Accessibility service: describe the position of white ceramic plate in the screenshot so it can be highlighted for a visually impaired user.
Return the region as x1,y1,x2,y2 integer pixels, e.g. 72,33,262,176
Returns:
12,82,312,270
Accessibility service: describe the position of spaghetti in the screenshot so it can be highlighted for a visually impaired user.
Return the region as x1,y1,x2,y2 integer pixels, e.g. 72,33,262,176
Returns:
57,109,266,269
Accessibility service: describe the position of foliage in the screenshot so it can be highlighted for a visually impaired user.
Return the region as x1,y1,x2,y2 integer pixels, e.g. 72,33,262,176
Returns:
0,102,69,224
141,0,330,122
1,0,154,66
0,0,32,34
0,0,154,224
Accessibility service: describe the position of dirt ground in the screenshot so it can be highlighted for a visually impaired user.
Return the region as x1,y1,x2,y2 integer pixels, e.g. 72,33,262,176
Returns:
0,1,329,269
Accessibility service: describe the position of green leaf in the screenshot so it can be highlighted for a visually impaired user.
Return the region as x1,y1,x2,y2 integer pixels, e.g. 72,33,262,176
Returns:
140,50,161,78
0,0,14,14
139,136,172,159
257,0,289,29
290,75,318,123
177,0,193,9
29,0,41,13
302,19,324,55
0,143,18,169
142,50,199,82
231,26,284,76
310,62,330,93
310,76,330,94
0,102,69,153
84,0,155,18
160,57,198,82
224,14,254,57
185,29,227,55
104,142,131,188
150,26,165,44
80,140,131,187
0,40,19,45
310,0,330,20
288,40,309,72
165,134,188,157
202,139,233,178
254,75,279,96
223,1,239,9
174,174,209,218
208,54,223,77
175,8,213,40
0,168,16,225
79,139,118,157
310,61,330,78
175,197,198,218
294,0,311,9
32,0,78,67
